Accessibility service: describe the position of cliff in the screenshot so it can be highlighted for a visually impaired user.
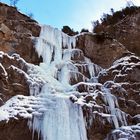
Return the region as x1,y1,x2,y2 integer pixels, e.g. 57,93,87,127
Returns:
0,2,140,140
93,6,140,56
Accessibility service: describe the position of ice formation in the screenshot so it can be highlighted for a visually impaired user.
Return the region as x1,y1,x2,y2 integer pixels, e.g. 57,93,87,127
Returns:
28,25,128,139
28,25,88,140
0,24,132,140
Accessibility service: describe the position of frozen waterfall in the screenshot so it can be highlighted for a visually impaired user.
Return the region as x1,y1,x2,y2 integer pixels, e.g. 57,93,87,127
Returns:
28,25,87,140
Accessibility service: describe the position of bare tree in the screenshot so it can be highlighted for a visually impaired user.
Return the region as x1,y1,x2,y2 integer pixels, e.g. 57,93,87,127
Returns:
110,8,114,15
28,12,34,19
10,0,19,7
126,0,135,7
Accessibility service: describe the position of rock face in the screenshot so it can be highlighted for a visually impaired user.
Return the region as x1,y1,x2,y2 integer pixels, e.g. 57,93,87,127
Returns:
105,12,140,56
78,55,140,140
0,52,30,104
0,119,33,140
0,3,41,64
0,3,42,140
76,33,129,68
94,10,140,56
0,2,140,140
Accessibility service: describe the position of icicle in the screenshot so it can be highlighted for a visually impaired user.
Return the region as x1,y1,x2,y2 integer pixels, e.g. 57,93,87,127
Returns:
88,63,95,78
84,57,103,78
59,63,70,85
102,87,127,128
29,25,87,140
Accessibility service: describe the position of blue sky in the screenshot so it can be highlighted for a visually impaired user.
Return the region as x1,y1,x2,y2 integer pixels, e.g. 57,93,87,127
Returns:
1,0,140,31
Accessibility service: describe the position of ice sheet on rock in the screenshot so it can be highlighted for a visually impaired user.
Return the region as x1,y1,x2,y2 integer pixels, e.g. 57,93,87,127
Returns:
62,32,76,49
35,27,59,64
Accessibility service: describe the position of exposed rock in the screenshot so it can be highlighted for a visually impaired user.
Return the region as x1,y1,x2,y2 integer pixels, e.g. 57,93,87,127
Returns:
0,2,41,64
0,52,30,104
94,11,140,56
133,115,140,124
98,55,140,117
76,33,129,68
108,12,140,56
0,118,39,140
69,54,140,140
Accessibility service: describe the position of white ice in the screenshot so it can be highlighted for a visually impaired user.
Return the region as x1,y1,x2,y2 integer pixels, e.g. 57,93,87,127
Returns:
30,25,87,140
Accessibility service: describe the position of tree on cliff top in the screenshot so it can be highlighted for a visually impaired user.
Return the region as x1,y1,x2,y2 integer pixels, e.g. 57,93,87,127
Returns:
92,4,140,33
10,0,19,7
62,26,78,36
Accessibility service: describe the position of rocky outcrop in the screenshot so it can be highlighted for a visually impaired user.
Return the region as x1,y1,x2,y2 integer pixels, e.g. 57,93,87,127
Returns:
0,3,41,64
0,52,30,104
71,54,140,140
98,54,140,116
94,10,140,56
0,118,33,140
104,12,140,56
76,33,129,68
0,3,42,139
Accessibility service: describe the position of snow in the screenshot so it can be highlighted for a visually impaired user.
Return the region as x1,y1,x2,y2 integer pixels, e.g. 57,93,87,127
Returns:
106,124,140,140
0,109,9,121
0,95,42,121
